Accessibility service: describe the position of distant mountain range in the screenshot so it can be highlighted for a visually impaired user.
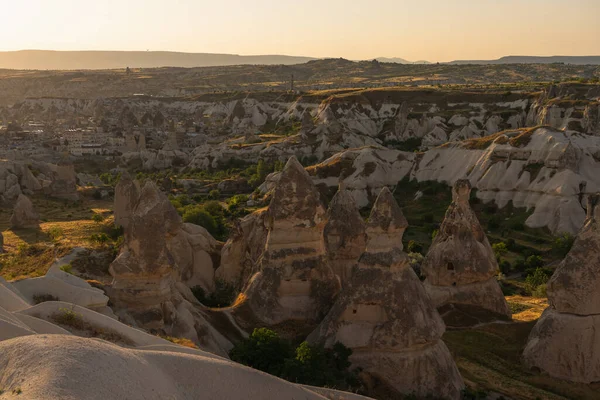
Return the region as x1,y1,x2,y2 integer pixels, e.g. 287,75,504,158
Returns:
0,50,316,70
374,57,432,64
449,56,600,65
0,51,598,70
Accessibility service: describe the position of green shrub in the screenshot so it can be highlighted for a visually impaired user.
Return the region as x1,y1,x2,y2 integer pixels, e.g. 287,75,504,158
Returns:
532,283,547,298
525,267,550,296
91,214,105,223
230,328,294,376
230,329,359,391
90,233,110,246
183,207,217,233
492,242,508,260
47,226,64,241
191,279,236,308
525,255,544,270
208,189,220,200
552,232,574,258
60,264,73,274
228,194,249,207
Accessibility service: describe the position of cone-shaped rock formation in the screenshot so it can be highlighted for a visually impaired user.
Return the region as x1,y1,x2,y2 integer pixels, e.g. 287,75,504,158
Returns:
323,185,367,286
10,194,40,229
237,156,340,327
421,179,510,322
308,187,464,399
109,181,230,356
523,194,600,383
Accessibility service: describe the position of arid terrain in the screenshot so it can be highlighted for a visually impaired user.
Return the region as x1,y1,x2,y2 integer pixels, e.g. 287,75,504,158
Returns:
0,60,599,400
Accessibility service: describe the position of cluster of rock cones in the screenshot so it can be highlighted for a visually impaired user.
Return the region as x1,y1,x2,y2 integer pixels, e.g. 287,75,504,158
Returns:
61,154,600,398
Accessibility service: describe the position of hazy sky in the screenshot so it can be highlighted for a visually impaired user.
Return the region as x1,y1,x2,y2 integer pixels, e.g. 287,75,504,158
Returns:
2,0,599,62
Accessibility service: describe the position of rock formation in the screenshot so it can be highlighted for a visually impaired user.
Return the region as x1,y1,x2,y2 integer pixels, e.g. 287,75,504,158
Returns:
523,194,600,383
108,180,230,355
216,208,268,290
0,277,367,400
323,186,367,286
421,180,510,322
308,187,464,399
113,173,141,229
10,194,40,229
235,156,340,328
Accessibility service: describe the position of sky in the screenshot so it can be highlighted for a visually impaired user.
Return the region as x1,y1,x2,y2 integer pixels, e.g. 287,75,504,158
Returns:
1,0,599,62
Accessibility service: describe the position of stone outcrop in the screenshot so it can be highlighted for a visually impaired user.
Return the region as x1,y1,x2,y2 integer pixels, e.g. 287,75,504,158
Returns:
308,187,464,399
0,160,79,203
421,180,510,321
523,194,600,383
216,208,268,291
235,156,340,327
10,194,40,229
108,180,230,355
323,186,367,286
113,173,141,229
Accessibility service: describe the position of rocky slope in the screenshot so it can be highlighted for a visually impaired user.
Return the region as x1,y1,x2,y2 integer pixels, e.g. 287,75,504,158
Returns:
0,271,366,400
523,194,600,383
258,125,600,235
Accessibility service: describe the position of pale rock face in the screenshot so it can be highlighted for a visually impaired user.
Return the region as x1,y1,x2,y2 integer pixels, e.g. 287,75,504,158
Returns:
0,334,363,400
421,180,510,318
308,187,464,399
523,194,600,383
545,194,600,315
109,181,231,355
216,209,268,290
523,309,600,384
113,174,141,229
10,194,40,229
323,188,367,286
238,156,340,326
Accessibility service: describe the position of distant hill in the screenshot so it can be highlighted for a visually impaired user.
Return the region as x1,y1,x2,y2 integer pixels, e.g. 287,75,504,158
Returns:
449,56,600,65
0,50,317,70
375,57,432,64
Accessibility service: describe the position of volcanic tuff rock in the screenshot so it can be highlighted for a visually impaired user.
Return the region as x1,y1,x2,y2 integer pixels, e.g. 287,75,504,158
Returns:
267,127,600,235
10,194,40,229
113,173,141,229
421,180,511,319
308,187,464,399
323,187,367,286
109,180,230,355
0,160,79,203
235,156,340,327
523,194,600,383
216,208,269,291
0,277,365,400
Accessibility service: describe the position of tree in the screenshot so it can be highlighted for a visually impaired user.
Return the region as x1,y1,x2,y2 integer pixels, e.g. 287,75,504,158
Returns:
182,207,217,233
492,242,508,260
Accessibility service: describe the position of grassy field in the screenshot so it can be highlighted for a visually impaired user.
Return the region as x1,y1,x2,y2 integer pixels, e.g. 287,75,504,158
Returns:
0,193,114,281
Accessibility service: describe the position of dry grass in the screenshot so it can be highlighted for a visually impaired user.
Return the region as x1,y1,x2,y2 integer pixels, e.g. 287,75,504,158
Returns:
51,308,134,346
161,336,199,349
444,294,598,399
506,295,548,322
0,195,114,280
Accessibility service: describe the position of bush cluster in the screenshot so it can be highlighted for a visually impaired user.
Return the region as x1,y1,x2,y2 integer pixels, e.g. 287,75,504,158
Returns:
229,328,360,391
